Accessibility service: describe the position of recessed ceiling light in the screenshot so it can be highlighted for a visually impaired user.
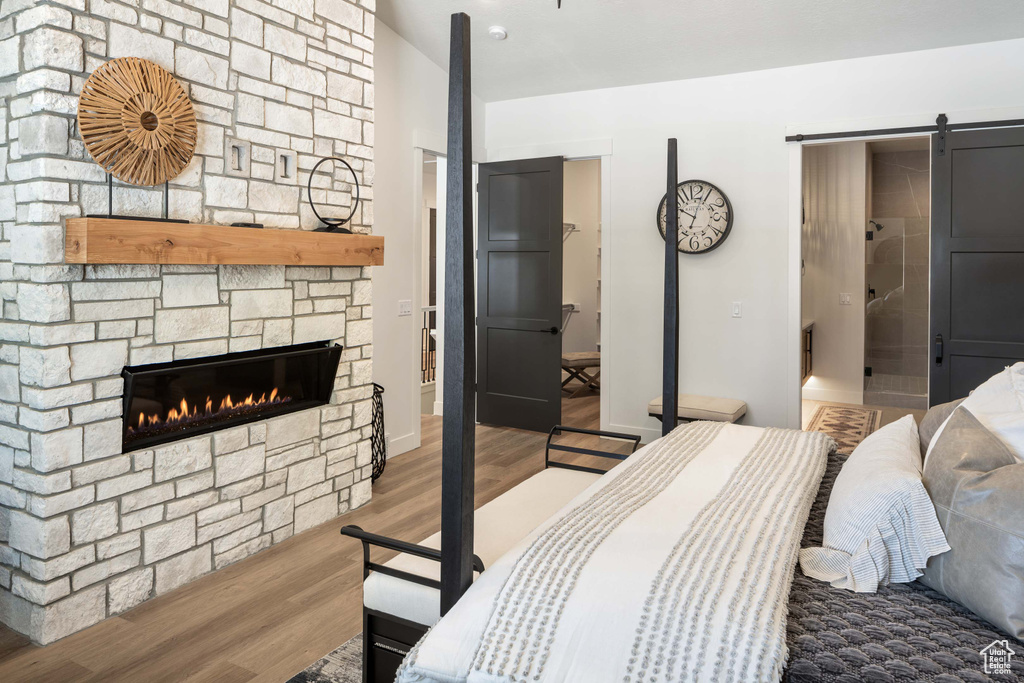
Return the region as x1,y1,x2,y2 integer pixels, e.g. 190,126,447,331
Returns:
488,26,508,41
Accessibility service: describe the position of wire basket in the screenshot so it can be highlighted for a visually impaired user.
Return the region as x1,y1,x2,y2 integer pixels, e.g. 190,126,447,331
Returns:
371,383,387,482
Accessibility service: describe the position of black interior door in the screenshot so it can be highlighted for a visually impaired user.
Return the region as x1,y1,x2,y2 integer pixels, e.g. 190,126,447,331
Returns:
930,126,1024,403
477,156,563,432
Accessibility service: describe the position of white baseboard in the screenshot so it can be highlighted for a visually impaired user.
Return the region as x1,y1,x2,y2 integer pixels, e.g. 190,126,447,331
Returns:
610,422,661,445
388,431,418,457
801,387,864,405
433,400,443,416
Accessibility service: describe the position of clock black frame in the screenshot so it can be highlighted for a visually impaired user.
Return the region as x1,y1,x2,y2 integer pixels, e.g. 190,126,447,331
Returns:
657,179,733,254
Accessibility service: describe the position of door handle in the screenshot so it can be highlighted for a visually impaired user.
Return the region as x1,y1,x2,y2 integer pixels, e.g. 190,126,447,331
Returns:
934,334,944,365
538,327,559,335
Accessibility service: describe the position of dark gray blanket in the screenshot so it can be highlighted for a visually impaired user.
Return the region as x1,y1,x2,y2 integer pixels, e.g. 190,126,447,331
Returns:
786,451,1023,682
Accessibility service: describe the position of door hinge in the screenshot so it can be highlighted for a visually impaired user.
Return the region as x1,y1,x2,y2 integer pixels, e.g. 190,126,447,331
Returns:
936,113,948,156
864,366,873,377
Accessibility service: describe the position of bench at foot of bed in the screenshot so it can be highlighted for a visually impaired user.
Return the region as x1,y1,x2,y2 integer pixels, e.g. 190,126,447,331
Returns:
648,393,747,423
341,426,640,683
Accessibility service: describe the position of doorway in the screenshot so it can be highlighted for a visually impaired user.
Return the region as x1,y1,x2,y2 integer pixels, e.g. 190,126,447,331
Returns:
425,145,611,437
560,159,602,429
799,137,930,428
420,153,438,415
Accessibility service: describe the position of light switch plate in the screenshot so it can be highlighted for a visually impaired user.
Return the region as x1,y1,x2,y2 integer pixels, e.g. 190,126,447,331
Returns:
839,293,852,305
731,301,742,318
224,137,250,178
275,150,298,184
398,300,412,316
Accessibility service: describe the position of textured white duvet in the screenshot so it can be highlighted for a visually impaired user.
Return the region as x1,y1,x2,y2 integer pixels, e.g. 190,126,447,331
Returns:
397,422,833,683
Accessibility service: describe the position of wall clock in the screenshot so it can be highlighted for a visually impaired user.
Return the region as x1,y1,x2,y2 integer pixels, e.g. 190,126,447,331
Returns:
78,57,197,186
657,180,733,254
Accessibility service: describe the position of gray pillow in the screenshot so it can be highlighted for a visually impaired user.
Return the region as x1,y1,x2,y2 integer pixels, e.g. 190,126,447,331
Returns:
918,398,964,455
920,407,1024,640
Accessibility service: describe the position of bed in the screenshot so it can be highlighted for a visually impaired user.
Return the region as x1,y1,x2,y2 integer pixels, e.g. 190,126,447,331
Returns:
394,438,1022,683
347,12,1023,683
396,422,835,682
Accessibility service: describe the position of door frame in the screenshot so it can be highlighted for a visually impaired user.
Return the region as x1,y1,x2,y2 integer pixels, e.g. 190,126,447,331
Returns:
411,130,488,440
786,106,1024,428
488,139,613,431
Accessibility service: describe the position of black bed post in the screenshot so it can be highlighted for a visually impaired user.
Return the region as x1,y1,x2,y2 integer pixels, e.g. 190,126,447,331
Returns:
662,139,679,437
440,11,475,616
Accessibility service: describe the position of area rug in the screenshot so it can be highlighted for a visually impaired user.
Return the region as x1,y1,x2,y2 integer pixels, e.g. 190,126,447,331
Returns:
286,635,361,683
804,403,882,454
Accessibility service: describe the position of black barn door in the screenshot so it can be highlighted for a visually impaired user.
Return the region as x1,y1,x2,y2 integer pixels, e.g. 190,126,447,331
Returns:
931,126,1024,403
477,157,563,432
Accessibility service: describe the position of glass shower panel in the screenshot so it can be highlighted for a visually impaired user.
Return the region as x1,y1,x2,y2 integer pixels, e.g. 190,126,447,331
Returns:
865,218,906,387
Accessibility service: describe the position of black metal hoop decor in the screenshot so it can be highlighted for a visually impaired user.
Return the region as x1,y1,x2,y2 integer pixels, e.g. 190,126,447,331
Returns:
371,382,387,482
307,156,361,230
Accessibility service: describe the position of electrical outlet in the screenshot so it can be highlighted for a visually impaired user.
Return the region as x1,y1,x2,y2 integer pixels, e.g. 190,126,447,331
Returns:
398,299,412,316
731,301,742,318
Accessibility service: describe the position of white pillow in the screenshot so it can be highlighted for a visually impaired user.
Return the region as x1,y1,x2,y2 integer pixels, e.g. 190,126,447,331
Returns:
799,415,950,592
925,362,1024,465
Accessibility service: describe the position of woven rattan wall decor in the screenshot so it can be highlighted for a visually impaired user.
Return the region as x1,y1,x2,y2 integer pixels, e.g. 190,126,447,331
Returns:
78,57,198,187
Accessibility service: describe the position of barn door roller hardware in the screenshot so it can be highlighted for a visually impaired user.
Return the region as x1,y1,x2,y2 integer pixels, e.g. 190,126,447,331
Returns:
936,113,948,156
785,112,1024,144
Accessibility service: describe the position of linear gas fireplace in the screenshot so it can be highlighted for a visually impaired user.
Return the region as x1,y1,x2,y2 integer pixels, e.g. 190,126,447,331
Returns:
121,341,343,452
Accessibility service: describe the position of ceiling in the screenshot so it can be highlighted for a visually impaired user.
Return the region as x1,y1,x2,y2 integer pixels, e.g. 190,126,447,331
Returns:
376,0,1024,102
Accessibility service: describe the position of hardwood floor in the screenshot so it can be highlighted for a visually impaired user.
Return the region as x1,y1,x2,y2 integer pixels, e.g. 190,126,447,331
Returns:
0,395,603,683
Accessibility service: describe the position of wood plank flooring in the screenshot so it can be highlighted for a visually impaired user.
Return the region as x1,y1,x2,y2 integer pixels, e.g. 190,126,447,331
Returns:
0,395,602,683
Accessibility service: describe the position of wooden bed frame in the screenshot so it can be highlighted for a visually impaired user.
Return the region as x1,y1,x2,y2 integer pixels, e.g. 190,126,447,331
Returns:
338,12,678,682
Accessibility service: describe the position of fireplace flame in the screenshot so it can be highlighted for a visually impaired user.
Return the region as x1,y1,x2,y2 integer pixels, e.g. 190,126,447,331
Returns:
128,387,291,435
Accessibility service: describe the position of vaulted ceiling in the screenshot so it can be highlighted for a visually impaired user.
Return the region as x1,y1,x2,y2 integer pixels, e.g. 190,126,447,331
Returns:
376,0,1024,102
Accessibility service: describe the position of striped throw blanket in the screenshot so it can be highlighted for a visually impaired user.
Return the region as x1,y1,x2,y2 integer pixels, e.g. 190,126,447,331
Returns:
397,422,834,683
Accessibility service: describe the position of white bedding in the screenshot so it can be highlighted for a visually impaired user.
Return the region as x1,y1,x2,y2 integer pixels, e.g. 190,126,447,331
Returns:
397,421,833,683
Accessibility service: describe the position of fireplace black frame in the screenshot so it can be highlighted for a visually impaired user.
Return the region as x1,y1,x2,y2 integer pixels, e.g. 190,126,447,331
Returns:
121,340,343,453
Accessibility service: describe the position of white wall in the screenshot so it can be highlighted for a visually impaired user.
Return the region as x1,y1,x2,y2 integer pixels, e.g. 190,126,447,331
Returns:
801,142,868,404
373,23,486,455
485,38,1024,439
421,159,437,310
562,159,601,353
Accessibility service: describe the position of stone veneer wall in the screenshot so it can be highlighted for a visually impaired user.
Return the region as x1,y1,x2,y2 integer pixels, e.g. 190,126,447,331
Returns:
0,0,376,643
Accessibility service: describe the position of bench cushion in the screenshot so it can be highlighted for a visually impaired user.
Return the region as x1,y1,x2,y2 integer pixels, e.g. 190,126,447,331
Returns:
648,394,747,423
561,351,600,368
363,467,602,627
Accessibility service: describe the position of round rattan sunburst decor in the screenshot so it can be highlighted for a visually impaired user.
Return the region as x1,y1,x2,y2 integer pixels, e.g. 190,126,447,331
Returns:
78,57,198,186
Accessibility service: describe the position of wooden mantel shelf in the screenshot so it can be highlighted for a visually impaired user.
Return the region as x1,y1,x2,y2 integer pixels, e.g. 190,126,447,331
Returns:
65,217,384,266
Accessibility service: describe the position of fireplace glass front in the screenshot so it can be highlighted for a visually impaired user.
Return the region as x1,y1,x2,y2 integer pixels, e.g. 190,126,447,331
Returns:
121,341,342,452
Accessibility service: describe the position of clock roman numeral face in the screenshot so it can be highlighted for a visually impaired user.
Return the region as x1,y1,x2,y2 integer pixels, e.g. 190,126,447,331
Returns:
657,180,732,254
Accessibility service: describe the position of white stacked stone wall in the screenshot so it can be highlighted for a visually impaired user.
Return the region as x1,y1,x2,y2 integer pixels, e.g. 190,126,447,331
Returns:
0,0,376,644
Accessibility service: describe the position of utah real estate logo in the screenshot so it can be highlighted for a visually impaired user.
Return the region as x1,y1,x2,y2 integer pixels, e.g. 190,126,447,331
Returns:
981,640,1014,675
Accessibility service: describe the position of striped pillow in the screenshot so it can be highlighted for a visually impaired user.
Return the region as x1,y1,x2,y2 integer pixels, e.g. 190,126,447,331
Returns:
799,415,950,592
